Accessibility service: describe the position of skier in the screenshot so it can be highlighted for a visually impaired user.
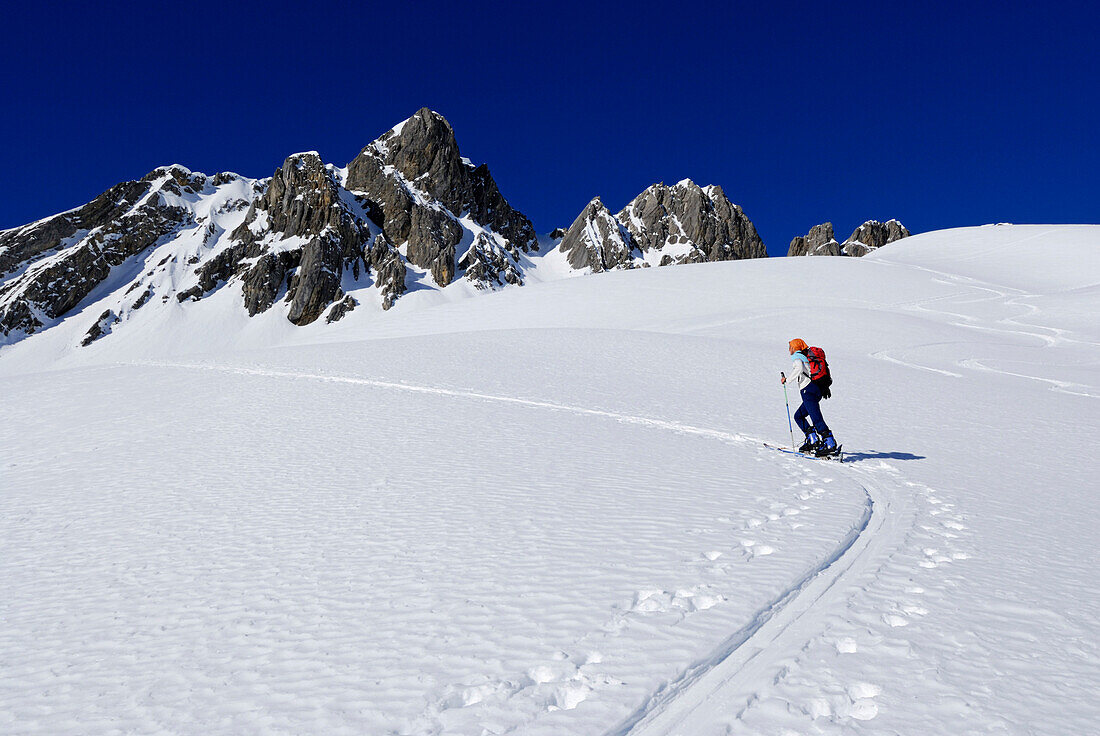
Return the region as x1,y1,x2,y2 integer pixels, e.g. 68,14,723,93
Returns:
780,338,840,457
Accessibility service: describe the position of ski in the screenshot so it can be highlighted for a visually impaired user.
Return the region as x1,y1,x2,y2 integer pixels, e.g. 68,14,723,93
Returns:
763,442,844,463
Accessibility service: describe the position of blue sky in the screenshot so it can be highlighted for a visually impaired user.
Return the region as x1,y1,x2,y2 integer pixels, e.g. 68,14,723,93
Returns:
3,1,1096,256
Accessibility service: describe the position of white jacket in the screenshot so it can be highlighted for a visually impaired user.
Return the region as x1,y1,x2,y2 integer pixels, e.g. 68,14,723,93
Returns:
789,352,812,390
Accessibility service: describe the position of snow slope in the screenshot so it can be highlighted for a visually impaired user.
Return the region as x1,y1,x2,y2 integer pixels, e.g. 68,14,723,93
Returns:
1,225,1097,734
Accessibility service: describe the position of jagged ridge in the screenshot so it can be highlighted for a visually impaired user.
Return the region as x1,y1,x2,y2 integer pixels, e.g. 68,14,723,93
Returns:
787,219,910,257
1,111,793,352
556,179,767,272
0,109,541,346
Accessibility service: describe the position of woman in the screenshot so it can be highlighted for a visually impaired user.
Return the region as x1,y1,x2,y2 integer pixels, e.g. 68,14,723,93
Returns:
780,338,840,456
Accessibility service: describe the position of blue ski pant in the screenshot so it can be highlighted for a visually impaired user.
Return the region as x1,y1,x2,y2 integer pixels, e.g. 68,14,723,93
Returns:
794,382,831,437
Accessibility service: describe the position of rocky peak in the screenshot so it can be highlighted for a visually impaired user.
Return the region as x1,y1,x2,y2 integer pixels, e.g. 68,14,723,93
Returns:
557,180,767,272
558,197,640,272
234,152,361,245
787,223,840,256
788,219,909,257
345,108,532,235
618,180,766,265
364,109,469,210
343,109,535,288
842,219,910,256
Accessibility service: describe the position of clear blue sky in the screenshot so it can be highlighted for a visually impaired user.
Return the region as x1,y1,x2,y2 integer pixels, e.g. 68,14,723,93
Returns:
3,1,1096,256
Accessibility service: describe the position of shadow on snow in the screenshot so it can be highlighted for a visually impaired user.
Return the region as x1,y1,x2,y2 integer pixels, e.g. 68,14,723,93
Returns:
843,450,926,462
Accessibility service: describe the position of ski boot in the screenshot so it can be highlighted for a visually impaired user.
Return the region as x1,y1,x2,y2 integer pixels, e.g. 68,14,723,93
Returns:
815,432,841,458
798,432,820,453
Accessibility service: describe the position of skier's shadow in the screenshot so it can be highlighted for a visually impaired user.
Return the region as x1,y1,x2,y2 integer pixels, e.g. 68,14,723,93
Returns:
844,450,926,462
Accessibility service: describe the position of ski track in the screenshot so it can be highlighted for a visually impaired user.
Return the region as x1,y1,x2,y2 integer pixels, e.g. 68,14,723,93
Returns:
135,360,916,735
870,260,1100,398
132,361,763,447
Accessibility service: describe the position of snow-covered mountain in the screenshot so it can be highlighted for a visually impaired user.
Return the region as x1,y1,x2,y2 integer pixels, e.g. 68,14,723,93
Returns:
0,107,919,357
0,109,548,349
1,110,782,355
787,219,910,256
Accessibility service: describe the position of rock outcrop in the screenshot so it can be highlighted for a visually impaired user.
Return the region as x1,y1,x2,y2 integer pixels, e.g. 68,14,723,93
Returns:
0,166,199,338
183,151,377,326
558,180,766,271
619,180,766,265
842,219,910,256
345,108,537,288
558,198,641,272
788,219,909,257
787,223,841,257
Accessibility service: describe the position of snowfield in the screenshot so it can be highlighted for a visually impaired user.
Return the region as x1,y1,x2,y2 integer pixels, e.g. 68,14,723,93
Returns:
1,225,1098,734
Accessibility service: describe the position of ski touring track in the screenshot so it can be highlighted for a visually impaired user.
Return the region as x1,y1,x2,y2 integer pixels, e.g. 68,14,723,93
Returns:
869,251,1100,399
133,360,919,734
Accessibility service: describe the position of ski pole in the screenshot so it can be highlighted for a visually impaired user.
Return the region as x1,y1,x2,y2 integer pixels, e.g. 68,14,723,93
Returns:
781,372,795,450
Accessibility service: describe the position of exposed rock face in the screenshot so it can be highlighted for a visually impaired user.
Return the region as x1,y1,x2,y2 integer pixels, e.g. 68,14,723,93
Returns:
326,295,358,323
788,220,909,257
558,198,641,272
81,309,120,346
619,181,767,265
345,108,536,287
459,232,524,289
842,219,910,256
558,181,766,271
787,223,840,257
0,166,198,339
188,152,375,326
364,233,406,310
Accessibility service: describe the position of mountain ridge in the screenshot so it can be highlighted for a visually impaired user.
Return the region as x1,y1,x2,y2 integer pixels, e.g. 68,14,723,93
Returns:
0,109,906,352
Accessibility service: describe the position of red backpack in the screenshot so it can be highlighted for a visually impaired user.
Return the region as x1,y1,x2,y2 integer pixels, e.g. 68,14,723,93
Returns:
804,346,833,397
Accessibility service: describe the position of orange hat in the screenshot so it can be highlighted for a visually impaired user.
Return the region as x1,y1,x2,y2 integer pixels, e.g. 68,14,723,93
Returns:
789,338,808,352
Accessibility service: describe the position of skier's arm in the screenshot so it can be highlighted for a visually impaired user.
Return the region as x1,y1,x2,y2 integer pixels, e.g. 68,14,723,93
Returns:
791,356,810,386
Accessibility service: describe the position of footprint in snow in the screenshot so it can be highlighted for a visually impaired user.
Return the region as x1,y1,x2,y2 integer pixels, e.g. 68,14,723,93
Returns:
835,637,859,654
740,539,775,559
847,682,882,700
629,586,724,614
848,699,880,720
922,548,954,566
845,682,882,721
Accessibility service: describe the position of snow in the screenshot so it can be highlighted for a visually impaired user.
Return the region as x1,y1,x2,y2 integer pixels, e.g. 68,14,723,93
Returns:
287,151,321,168
1,225,1099,734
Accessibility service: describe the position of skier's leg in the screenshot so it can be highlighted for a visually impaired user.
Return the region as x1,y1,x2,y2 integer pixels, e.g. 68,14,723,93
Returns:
802,384,839,455
793,397,820,451
793,402,812,435
801,385,831,437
